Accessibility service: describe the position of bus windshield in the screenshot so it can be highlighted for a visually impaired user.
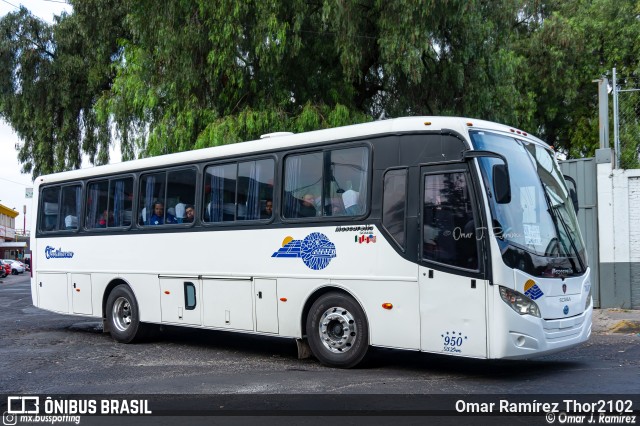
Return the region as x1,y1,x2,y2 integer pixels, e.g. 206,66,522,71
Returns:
470,130,587,277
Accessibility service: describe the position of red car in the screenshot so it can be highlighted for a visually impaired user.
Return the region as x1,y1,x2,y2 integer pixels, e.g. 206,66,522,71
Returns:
0,261,10,278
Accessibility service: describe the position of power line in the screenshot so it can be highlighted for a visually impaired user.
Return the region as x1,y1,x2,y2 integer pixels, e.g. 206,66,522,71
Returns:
39,0,69,4
0,176,31,186
0,0,19,10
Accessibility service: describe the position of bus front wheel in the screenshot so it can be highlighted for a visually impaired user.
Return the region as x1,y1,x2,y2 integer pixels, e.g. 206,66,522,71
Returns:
106,284,149,343
306,292,369,368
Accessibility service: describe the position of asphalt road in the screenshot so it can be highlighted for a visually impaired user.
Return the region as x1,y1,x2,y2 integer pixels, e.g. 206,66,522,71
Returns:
0,273,638,396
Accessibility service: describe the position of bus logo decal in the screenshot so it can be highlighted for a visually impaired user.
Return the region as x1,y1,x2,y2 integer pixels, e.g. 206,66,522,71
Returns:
44,246,74,259
272,232,336,270
523,279,544,300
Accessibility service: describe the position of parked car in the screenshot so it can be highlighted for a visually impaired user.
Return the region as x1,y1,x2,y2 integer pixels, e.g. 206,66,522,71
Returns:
2,260,25,275
0,261,10,278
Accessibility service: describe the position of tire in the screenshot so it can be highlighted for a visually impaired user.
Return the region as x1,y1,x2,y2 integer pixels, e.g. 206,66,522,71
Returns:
105,284,150,343
12,269,17,275
306,292,369,368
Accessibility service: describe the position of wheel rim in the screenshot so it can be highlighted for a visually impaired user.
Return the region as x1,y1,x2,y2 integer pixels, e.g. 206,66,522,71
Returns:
318,306,357,353
111,296,133,332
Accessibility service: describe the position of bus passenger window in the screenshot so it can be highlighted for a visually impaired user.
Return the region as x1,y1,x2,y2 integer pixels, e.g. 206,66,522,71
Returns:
203,163,236,223
329,147,368,217
139,172,167,225
39,187,60,232
86,180,109,228
238,159,274,221
283,147,369,219
167,168,196,224
60,185,81,230
423,172,478,270
283,152,322,218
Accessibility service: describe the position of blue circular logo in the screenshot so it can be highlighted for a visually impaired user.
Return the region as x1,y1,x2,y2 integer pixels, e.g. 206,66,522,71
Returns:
563,305,569,315
300,232,336,270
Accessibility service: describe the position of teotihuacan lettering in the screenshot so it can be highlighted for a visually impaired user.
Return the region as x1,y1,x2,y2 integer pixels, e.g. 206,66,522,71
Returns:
45,246,74,259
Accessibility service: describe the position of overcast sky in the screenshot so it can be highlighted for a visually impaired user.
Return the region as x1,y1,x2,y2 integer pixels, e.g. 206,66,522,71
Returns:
0,0,123,232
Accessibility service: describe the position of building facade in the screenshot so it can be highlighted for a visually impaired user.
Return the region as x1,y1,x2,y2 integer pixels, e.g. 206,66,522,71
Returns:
0,203,27,260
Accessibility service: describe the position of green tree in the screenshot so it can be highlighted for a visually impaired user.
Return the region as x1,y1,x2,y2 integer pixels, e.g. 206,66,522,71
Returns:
515,0,640,163
0,3,128,177
1,0,639,177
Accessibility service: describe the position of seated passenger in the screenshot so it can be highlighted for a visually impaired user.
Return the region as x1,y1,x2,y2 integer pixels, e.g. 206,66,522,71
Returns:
261,199,273,219
299,194,317,217
149,202,177,225
97,210,114,228
184,205,195,223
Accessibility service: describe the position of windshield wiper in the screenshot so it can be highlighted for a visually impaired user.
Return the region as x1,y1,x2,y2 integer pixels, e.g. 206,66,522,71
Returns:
541,182,584,272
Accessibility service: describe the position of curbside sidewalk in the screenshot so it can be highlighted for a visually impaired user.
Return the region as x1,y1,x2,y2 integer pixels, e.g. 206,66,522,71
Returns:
592,308,640,334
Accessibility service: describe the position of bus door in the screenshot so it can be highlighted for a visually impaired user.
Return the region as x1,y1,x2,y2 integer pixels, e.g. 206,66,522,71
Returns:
418,164,488,357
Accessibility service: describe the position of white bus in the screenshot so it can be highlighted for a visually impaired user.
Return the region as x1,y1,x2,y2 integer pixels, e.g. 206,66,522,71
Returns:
31,117,592,368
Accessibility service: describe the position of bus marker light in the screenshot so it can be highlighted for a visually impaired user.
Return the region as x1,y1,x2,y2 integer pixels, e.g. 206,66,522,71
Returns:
424,121,432,126
280,298,287,302
382,303,393,310
466,122,473,127
75,289,80,292
164,291,170,295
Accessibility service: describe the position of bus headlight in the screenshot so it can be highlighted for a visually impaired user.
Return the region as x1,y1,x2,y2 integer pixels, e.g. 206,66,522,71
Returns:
499,286,541,317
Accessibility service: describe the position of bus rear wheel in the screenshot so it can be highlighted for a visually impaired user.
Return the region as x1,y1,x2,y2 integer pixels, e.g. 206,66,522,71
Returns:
306,292,369,368
106,284,150,343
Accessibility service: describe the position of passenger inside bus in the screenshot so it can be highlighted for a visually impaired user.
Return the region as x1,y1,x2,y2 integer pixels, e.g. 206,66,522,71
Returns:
298,194,317,217
261,199,273,219
149,202,176,225
184,205,195,223
97,210,114,228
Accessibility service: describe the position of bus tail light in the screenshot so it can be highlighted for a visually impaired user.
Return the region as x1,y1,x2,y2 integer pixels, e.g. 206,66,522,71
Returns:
499,286,540,317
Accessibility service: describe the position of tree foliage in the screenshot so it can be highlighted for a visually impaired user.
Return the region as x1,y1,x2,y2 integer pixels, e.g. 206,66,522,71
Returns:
1,0,639,177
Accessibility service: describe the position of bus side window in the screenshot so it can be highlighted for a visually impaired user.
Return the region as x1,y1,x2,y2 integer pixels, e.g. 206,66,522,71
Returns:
167,168,196,224
40,186,60,232
203,163,236,223
109,177,134,227
382,169,407,249
237,159,274,221
60,185,81,230
423,172,478,270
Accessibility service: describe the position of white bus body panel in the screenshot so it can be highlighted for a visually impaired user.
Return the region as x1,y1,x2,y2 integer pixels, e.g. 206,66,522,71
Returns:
32,225,422,351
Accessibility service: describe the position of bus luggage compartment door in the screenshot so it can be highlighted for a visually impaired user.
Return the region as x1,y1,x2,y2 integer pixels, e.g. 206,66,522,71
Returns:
202,277,254,331
254,279,278,334
71,273,93,315
37,272,69,313
160,277,202,326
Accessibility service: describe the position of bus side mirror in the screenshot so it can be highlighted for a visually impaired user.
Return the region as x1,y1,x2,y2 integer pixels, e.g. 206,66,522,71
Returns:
463,150,511,204
492,164,511,204
563,175,579,215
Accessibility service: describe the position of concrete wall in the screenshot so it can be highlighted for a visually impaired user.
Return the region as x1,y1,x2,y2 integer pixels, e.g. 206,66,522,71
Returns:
596,149,640,308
